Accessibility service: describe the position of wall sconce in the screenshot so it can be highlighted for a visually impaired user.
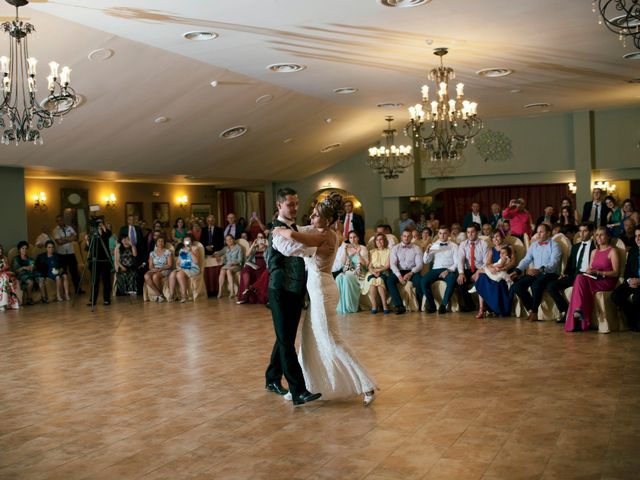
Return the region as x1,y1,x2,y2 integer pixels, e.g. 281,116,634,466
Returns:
178,195,189,209
33,192,47,212
593,180,616,193
104,193,117,210
568,183,577,194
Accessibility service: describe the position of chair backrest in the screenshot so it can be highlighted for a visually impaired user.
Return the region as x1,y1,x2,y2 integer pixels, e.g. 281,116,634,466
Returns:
237,238,251,257
553,234,572,274
30,245,45,259
523,233,530,251
193,242,206,270
613,238,626,278
7,247,18,266
510,237,526,264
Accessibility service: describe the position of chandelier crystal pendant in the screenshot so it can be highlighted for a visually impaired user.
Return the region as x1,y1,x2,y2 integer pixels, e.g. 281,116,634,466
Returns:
407,48,482,177
367,115,413,179
593,0,640,49
0,0,76,145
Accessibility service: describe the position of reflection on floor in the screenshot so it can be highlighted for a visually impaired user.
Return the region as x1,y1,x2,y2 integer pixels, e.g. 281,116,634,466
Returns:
0,297,639,479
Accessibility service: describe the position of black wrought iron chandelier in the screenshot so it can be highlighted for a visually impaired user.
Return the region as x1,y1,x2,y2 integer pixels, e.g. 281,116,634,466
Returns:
0,0,76,145
367,116,413,179
407,48,482,177
593,1,640,48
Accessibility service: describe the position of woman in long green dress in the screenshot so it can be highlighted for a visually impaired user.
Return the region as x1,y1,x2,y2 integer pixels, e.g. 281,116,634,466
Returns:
335,231,369,314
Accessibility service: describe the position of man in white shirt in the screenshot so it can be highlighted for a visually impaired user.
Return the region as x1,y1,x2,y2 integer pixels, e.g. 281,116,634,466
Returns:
52,215,82,293
581,188,610,228
339,200,364,243
385,230,423,314
421,226,458,314
546,222,594,323
456,224,488,312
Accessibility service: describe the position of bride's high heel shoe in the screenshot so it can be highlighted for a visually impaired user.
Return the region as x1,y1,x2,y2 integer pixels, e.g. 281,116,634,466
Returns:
363,390,375,406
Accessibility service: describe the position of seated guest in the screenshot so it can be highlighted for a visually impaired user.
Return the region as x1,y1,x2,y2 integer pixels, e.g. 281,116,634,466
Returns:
215,234,245,299
189,222,202,243
565,227,620,332
114,234,138,296
509,224,561,322
12,240,45,305
35,240,70,302
489,203,502,230
168,234,200,303
481,223,493,237
0,244,19,311
366,233,391,314
462,202,488,230
456,224,488,312
410,229,422,247
620,218,637,250
535,204,558,227
144,236,173,302
474,231,516,318
416,214,428,233
420,227,433,249
560,224,578,243
547,222,595,323
385,229,423,315
237,231,268,304
605,195,623,238
384,224,399,245
336,231,369,314
559,205,578,227
240,231,250,241
367,224,397,249
146,220,168,253
612,226,640,331
550,224,562,237
621,198,639,226
450,223,465,243
171,218,188,245
428,211,440,231
502,198,533,240
421,226,458,314
561,197,581,224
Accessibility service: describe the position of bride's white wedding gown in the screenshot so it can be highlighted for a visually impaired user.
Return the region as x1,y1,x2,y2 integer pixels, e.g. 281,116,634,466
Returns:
283,228,376,400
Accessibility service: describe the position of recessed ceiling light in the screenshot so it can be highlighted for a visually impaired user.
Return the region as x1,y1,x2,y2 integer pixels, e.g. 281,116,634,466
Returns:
524,102,551,109
376,102,404,108
256,94,274,104
333,87,358,95
425,39,434,45
219,126,248,139
283,138,294,144
324,118,333,123
509,89,522,94
320,143,342,153
379,0,432,7
154,116,169,124
623,52,640,60
266,63,306,73
183,31,218,41
88,48,114,61
210,81,218,88
477,68,513,78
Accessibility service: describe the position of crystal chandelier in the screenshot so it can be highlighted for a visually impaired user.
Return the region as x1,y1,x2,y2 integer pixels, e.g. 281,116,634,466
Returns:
407,48,482,177
0,0,76,145
367,115,413,179
593,0,640,48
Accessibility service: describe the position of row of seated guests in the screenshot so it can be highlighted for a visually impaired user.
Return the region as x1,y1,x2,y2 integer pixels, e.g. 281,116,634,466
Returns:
331,221,639,332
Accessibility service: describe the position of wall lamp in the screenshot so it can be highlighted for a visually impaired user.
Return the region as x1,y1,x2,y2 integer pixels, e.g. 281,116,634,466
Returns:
178,195,189,209
104,193,117,210
33,192,47,212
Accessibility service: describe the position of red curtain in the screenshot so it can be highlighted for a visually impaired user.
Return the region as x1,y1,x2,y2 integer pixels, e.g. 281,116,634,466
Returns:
434,184,573,226
219,191,235,221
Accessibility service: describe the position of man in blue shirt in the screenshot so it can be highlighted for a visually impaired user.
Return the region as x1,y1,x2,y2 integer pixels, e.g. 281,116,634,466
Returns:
509,223,561,322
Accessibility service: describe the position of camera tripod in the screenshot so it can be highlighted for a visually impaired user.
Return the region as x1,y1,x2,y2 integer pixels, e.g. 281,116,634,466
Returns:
72,228,127,311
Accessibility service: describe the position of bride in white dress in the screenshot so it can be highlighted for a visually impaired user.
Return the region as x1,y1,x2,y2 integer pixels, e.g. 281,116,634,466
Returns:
273,193,377,405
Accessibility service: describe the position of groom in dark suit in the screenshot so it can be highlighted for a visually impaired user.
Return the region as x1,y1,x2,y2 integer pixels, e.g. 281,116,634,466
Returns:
264,188,321,406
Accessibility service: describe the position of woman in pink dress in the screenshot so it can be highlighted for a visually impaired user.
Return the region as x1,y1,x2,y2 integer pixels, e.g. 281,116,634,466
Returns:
565,227,619,332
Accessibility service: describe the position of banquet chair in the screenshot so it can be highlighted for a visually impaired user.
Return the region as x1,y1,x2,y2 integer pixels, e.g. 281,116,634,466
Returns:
592,238,627,333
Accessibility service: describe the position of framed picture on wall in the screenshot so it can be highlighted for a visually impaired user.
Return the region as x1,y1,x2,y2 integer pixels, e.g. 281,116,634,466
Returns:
191,203,211,220
152,202,170,227
125,202,144,223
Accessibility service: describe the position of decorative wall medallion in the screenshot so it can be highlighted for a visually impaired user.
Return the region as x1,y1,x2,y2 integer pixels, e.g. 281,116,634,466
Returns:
474,129,512,162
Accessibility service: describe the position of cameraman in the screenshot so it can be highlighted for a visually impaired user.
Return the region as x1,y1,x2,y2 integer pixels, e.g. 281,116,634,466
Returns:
85,220,113,306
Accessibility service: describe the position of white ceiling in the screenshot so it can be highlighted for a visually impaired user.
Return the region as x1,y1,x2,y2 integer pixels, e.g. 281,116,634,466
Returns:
1,0,639,186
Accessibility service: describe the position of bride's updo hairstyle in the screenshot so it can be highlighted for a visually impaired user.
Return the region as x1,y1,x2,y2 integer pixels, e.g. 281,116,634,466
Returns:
316,192,343,225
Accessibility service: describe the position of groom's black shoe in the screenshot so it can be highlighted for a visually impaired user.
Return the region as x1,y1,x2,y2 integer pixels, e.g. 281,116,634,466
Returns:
265,382,288,396
292,390,322,406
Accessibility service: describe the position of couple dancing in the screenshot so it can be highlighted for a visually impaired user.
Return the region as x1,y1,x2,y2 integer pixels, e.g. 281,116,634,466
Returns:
264,188,376,406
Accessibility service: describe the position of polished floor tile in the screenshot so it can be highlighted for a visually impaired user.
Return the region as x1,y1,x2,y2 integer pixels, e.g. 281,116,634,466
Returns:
0,297,639,479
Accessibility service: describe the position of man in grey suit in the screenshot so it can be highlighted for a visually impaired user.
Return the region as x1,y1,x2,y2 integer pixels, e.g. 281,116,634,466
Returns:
264,188,321,406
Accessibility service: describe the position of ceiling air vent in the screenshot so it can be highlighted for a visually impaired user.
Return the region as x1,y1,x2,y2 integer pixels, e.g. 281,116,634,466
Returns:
266,63,306,73
219,126,248,139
